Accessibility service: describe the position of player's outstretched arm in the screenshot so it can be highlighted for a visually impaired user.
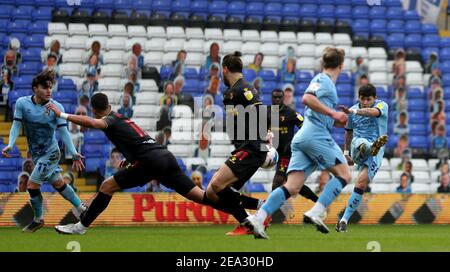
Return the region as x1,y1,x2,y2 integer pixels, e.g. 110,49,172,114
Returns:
302,93,347,123
1,120,22,158
339,105,381,118
58,126,85,172
46,103,107,130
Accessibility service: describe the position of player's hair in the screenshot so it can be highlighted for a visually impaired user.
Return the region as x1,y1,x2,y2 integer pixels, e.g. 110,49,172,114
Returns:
111,147,120,155
222,51,243,73
358,84,377,98
47,52,57,60
322,47,345,69
400,173,409,180
32,69,56,90
272,88,283,95
91,93,109,112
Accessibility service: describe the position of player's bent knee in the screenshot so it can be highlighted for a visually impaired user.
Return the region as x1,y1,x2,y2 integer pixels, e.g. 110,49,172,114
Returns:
51,179,65,189
27,180,40,190
99,178,120,195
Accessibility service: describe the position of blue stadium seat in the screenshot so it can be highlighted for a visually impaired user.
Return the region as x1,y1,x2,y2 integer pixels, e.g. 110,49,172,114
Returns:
261,81,277,93
246,182,266,193
183,79,199,93
133,0,152,10
282,3,300,18
160,66,173,80
0,6,15,20
387,33,405,48
407,87,425,99
369,6,386,19
191,0,208,16
41,183,57,193
176,157,186,172
297,71,313,83
0,184,15,193
7,21,29,34
333,133,345,145
300,4,317,19
28,21,49,35
0,158,17,171
21,48,42,62
114,0,132,10
209,1,228,17
53,91,78,104
242,69,257,82
336,83,352,94
408,99,427,111
123,186,147,193
295,82,309,95
12,6,34,21
258,70,276,82
184,67,198,79
351,0,368,5
339,97,354,106
385,0,403,7
387,20,404,34
82,144,110,158
408,111,427,124
376,86,390,99
228,1,246,17
387,7,404,20
440,48,450,61
422,23,438,34
404,9,421,20
410,136,428,148
352,6,369,19
246,2,265,17
335,5,352,19
423,34,441,49
0,171,15,185
422,47,439,62
441,37,450,48
18,62,42,75
23,34,45,49
405,34,422,50
58,78,76,90
405,20,422,34
443,74,450,86
265,2,282,17
353,19,369,34
318,5,335,19
84,130,109,144
370,19,387,33
410,124,427,136
32,7,52,21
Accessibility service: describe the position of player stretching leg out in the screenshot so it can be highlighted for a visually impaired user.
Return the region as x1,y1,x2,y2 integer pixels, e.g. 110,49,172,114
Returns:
248,47,350,239
1,70,86,232
48,93,264,235
336,84,388,232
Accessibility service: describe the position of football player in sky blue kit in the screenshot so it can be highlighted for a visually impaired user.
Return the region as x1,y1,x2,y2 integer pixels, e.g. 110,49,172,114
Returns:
248,47,350,239
336,84,388,232
1,70,86,232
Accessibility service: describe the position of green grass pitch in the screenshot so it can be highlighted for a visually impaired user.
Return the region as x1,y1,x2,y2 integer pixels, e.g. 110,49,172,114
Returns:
1,225,450,252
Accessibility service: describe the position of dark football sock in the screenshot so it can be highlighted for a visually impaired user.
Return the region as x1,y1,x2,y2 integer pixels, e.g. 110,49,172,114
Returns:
216,187,249,223
80,191,112,227
299,185,319,202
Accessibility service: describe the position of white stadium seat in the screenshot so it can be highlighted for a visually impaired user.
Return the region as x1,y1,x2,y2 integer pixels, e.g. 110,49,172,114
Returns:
65,36,87,49
184,157,207,170
48,23,68,35
103,50,125,64
411,183,431,194
241,30,260,42
98,77,121,91
127,25,147,38
210,132,231,145
224,41,243,55
251,170,270,183
260,43,279,56
315,44,332,57
68,23,88,36
279,43,297,56
371,184,392,193
108,24,128,37
144,51,163,66
207,158,225,170
133,118,157,131
185,28,204,40
305,171,320,184
145,39,165,52
45,35,67,49
241,54,254,66
241,42,261,55
162,52,178,65
370,72,389,85
204,28,223,40
296,57,315,70
133,105,160,118
171,131,195,144
183,39,204,53
100,91,120,104
279,32,297,43
164,39,185,52
342,183,355,193
167,26,186,39
140,80,159,92
171,105,193,119
260,31,278,43
407,73,425,86
350,47,368,59
62,49,84,63
147,26,166,39
391,171,404,182
372,171,392,183
380,158,391,171
410,159,430,171
101,64,123,77
185,53,203,66
406,61,423,73
368,47,387,59
296,44,314,57
223,29,242,41
210,145,233,157
84,37,107,51
315,33,333,44
135,92,162,105
413,171,431,183
106,37,126,50
88,24,108,36
59,63,82,76
126,38,147,52
369,59,388,72
263,56,280,69
297,32,315,44
333,33,352,46
203,40,223,54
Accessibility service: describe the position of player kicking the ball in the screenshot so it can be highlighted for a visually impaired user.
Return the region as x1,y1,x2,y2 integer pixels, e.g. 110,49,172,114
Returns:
336,84,388,232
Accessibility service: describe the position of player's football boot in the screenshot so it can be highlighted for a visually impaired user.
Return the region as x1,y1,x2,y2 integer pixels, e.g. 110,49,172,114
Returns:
370,135,388,156
55,223,86,235
303,211,329,234
335,221,348,233
246,215,269,240
22,220,44,233
225,215,272,236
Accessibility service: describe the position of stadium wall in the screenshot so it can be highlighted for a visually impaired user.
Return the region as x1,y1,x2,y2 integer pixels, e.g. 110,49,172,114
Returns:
0,193,449,227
